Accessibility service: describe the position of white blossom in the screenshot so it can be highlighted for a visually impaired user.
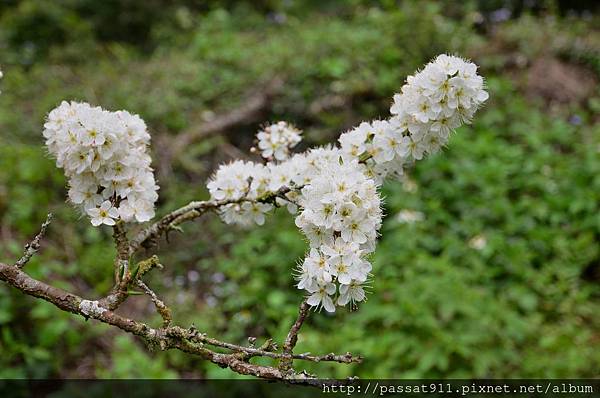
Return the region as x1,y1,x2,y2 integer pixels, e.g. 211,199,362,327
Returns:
338,54,488,182
306,282,336,313
337,281,366,306
293,156,381,311
390,54,488,155
256,121,302,161
204,54,487,312
87,200,120,226
43,102,158,225
39,55,486,312
207,160,274,226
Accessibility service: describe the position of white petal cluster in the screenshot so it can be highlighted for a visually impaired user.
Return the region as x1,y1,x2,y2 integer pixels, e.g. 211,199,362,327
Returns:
207,146,339,226
256,121,302,161
269,146,346,192
207,146,381,312
0,69,3,94
207,160,273,226
43,101,158,226
205,54,487,313
390,54,488,156
339,120,410,184
339,54,488,183
295,157,381,312
38,54,486,314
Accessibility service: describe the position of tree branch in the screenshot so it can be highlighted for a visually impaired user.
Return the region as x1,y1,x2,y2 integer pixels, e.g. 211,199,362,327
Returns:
0,262,359,383
129,197,246,253
98,222,132,310
136,279,172,327
284,299,311,354
280,299,311,370
1,165,358,382
169,77,284,159
15,213,53,269
183,326,360,364
130,185,296,253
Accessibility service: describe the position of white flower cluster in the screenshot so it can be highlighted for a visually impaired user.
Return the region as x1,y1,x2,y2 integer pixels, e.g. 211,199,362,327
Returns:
43,101,158,226
205,54,487,312
295,157,381,311
38,54,486,312
390,54,488,155
339,54,488,183
339,119,410,184
256,121,302,161
207,144,382,311
207,146,341,226
0,69,3,94
206,160,274,226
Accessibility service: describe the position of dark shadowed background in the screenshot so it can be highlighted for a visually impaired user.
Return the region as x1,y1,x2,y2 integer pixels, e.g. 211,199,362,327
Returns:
0,0,599,379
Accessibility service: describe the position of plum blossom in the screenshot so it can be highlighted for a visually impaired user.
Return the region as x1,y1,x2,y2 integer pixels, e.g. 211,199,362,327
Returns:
43,102,158,225
87,200,120,226
256,121,302,161
338,54,488,182
194,54,487,312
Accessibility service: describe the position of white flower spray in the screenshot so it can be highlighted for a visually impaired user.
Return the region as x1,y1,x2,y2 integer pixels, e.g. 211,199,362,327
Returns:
206,55,488,312
44,55,487,313
43,101,158,226
338,54,490,183
256,121,302,161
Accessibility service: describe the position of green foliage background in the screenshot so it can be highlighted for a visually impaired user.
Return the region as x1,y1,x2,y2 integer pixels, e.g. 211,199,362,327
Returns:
0,0,598,379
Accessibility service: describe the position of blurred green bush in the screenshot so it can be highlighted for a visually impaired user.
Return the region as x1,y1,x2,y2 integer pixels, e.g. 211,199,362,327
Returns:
0,0,598,379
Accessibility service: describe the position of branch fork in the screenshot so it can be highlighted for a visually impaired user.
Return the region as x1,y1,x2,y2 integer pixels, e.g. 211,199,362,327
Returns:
1,201,362,383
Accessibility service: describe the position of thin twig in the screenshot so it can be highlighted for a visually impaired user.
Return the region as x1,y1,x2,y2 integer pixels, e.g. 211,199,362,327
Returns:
98,222,132,311
129,197,245,253
280,299,310,370
284,299,311,354
137,279,172,327
15,213,53,269
129,185,296,253
112,221,129,282
182,327,360,364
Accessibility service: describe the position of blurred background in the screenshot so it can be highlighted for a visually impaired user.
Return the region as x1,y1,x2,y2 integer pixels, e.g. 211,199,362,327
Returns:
0,0,599,379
